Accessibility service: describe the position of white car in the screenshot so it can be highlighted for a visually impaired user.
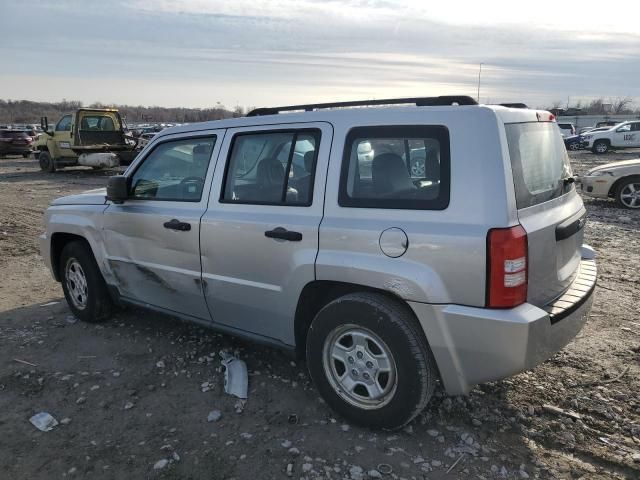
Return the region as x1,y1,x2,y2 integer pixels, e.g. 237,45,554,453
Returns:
582,121,640,154
580,158,640,209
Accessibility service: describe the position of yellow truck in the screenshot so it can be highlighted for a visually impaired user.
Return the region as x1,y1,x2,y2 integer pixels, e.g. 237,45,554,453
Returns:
34,108,138,172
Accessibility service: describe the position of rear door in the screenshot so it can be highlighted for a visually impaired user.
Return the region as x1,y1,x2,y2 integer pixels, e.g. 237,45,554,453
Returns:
200,122,332,345
505,121,585,307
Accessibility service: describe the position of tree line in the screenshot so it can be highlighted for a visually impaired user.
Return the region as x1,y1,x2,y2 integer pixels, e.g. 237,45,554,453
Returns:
0,99,246,125
546,97,639,116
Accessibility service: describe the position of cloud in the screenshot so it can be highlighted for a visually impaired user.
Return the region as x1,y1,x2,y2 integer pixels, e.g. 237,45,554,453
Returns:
0,0,638,108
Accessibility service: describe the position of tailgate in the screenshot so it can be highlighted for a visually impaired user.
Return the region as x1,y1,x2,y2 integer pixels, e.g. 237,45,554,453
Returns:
518,195,585,306
505,121,584,307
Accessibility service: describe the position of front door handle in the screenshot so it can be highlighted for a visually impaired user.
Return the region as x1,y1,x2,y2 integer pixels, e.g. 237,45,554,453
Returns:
163,219,191,231
265,227,302,241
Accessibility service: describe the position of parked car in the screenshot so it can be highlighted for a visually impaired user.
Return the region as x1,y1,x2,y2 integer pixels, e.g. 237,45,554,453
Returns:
136,132,157,149
596,120,620,128
582,121,640,154
0,129,34,158
558,123,576,136
40,96,596,429
563,127,613,150
563,134,583,151
579,159,640,209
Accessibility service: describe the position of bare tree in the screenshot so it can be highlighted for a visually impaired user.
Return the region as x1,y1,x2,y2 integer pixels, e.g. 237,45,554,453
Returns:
609,96,634,114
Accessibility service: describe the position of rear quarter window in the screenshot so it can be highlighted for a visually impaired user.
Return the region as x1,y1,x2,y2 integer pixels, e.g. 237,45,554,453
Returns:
506,122,573,209
339,125,450,210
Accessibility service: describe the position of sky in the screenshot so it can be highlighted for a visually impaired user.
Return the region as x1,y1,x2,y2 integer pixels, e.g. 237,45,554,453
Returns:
1,0,639,110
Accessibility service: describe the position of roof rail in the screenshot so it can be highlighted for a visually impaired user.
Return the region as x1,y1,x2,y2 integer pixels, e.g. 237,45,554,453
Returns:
246,95,478,116
497,103,529,109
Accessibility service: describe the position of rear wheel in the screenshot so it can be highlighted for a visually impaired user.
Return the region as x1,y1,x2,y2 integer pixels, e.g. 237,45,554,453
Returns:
38,150,56,172
615,176,640,209
60,241,113,323
592,140,609,154
306,292,437,429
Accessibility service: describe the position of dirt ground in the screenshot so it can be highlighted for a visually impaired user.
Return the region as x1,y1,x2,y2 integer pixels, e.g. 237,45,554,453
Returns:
0,149,639,480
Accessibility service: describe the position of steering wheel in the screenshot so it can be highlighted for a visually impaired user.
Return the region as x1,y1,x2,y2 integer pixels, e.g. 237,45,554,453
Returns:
180,176,205,195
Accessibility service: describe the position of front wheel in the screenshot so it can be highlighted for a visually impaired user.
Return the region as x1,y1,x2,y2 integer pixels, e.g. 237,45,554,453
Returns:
38,150,56,172
592,140,609,154
615,176,640,209
568,142,580,151
306,293,437,429
60,241,113,323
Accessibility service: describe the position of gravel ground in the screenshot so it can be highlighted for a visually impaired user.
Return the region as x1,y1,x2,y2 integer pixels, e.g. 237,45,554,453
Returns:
0,150,639,480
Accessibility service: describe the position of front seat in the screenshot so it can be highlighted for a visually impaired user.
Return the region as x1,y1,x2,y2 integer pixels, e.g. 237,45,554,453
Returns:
372,153,416,196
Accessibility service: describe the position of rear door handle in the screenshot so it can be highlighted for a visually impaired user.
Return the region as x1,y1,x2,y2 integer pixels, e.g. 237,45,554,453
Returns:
265,227,302,241
163,219,191,231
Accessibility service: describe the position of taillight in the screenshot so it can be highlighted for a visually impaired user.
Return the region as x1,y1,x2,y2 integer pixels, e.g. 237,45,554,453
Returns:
486,225,528,308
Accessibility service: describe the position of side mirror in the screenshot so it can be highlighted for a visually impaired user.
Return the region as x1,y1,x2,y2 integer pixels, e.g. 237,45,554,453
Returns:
40,117,53,136
106,175,129,204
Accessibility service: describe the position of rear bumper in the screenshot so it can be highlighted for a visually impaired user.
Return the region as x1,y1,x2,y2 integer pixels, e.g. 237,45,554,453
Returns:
409,254,596,395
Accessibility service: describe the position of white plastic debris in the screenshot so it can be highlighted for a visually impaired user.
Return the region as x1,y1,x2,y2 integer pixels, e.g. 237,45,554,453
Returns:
220,352,248,399
29,412,59,431
153,459,169,470
40,301,59,307
207,410,222,422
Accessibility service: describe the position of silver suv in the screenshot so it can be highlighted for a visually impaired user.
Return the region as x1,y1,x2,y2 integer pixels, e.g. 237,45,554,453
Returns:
40,96,597,429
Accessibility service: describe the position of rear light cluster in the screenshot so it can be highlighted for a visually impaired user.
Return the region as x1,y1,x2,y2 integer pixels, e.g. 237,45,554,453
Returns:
486,225,528,308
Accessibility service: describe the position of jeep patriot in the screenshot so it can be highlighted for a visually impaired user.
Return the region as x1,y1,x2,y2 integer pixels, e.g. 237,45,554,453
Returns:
40,96,596,428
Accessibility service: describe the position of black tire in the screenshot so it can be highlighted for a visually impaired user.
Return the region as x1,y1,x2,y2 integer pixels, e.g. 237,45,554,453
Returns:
38,150,56,172
568,142,580,151
306,292,437,429
592,140,609,154
615,175,640,209
59,241,113,323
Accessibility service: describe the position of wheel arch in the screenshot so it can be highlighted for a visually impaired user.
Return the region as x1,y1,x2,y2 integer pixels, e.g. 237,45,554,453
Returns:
608,174,640,198
50,232,93,281
293,281,434,361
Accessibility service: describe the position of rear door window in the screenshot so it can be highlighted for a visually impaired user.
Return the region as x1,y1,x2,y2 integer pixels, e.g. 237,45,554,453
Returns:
221,130,320,206
505,122,573,209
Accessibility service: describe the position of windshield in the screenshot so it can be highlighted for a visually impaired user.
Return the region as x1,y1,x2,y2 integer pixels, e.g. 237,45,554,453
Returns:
506,122,573,209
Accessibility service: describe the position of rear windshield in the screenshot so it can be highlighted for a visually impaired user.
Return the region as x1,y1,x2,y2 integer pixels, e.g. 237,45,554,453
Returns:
506,122,573,209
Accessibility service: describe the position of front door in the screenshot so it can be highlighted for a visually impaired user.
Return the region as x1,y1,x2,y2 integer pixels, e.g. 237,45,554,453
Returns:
200,122,332,345
102,130,224,320
52,114,75,157
626,122,640,147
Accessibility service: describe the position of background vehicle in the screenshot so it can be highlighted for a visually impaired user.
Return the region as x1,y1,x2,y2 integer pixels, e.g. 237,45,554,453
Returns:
33,108,138,172
0,129,33,157
40,97,595,429
136,132,157,149
563,134,583,151
582,121,640,154
580,158,640,208
563,126,613,150
558,123,576,136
